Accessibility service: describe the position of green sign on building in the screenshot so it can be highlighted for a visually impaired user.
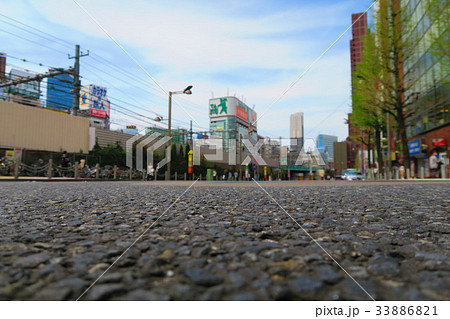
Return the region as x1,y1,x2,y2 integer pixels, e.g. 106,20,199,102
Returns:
210,98,228,115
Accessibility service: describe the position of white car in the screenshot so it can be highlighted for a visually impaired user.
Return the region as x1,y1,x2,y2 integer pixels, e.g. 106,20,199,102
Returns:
343,171,364,180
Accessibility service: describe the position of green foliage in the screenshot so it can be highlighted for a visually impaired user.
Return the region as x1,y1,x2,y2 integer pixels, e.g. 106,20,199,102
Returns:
90,141,126,167
352,30,384,131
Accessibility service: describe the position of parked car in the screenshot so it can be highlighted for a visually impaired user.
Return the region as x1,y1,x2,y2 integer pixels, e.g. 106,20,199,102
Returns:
342,170,364,180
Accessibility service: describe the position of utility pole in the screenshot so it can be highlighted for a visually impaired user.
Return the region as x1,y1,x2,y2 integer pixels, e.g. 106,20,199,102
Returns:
279,136,282,180
386,112,391,180
68,45,89,116
166,92,173,180
238,133,242,180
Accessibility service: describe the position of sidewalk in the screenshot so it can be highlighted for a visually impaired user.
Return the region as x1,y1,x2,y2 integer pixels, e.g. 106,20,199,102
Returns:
1,176,449,185
0,176,86,182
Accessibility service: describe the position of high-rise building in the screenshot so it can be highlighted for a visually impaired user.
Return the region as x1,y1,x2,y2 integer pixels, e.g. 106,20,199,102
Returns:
290,112,304,153
402,0,449,174
46,73,74,111
350,13,368,72
0,53,6,99
348,12,368,168
8,69,40,107
317,134,338,163
209,96,258,152
0,53,6,84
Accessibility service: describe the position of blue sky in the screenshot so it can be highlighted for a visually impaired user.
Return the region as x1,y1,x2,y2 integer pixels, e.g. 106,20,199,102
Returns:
0,0,375,142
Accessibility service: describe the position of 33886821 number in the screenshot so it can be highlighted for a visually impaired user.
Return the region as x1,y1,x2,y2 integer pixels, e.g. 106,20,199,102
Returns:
375,306,438,316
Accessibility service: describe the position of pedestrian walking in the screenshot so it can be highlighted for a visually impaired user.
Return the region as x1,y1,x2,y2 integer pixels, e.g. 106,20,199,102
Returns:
147,163,154,181
60,151,70,177
213,170,217,181
155,164,159,180
429,150,440,178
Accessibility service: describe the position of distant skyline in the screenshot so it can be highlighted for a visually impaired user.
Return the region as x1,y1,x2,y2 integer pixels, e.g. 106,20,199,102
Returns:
0,0,375,142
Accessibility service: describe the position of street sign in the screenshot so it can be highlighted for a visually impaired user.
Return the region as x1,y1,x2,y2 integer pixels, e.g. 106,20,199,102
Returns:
432,138,446,147
408,139,421,156
188,150,193,173
252,163,256,171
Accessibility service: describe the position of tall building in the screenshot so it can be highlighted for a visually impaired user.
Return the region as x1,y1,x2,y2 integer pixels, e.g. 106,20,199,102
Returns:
209,96,258,152
403,0,449,173
0,53,6,99
290,112,304,153
350,13,368,72
46,73,74,111
348,12,368,168
317,134,338,163
0,53,6,84
8,69,40,107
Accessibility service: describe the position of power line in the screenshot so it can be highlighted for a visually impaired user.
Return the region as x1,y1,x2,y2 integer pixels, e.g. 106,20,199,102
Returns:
3,54,64,70
1,15,206,129
0,13,74,48
87,53,164,94
0,16,74,51
0,29,69,55
80,67,209,130
71,0,203,128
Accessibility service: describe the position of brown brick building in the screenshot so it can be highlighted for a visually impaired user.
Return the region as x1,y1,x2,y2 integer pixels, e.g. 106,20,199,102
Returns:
348,12,368,170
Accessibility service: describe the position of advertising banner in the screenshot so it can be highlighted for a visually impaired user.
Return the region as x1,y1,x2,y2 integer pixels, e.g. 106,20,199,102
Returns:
79,84,109,118
249,109,257,128
90,85,108,118
209,97,235,118
432,138,447,147
80,86,90,110
236,106,248,121
209,96,257,128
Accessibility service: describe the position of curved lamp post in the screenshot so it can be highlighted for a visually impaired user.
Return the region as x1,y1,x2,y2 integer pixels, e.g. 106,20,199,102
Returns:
155,86,193,180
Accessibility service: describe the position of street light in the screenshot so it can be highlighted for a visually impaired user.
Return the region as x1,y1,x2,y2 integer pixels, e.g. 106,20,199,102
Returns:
165,85,193,180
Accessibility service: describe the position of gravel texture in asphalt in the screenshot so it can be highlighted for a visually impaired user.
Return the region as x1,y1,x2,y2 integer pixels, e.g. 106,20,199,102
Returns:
0,181,449,300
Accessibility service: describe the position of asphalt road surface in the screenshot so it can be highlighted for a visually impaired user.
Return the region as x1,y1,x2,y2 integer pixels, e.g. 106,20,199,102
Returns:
0,180,449,300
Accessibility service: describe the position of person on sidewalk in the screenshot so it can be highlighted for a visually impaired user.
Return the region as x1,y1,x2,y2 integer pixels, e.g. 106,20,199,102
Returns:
429,150,440,178
60,151,70,177
155,164,159,180
147,163,154,181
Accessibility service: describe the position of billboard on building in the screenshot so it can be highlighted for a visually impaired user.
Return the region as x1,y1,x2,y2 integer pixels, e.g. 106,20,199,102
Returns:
79,84,110,118
209,96,257,127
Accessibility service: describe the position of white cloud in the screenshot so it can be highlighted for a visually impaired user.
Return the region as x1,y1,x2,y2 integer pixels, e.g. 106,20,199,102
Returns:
1,0,372,141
